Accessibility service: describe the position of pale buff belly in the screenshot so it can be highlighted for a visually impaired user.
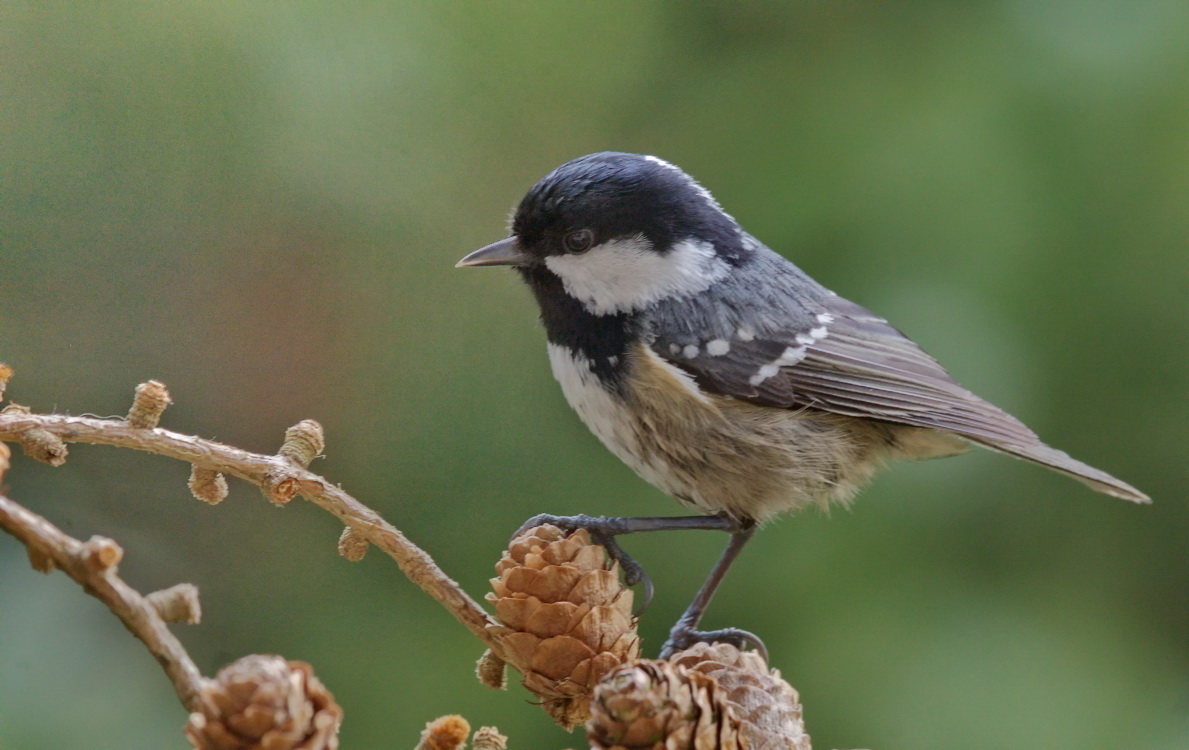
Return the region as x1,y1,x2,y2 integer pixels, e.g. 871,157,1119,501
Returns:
547,342,956,521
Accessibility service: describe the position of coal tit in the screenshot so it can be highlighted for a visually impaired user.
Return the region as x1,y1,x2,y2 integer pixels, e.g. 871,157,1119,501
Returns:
458,151,1149,656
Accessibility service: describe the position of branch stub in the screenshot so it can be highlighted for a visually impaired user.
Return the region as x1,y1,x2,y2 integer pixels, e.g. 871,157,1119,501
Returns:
82,536,123,572
337,526,368,561
126,380,172,429
188,465,228,505
146,583,203,624
279,420,325,468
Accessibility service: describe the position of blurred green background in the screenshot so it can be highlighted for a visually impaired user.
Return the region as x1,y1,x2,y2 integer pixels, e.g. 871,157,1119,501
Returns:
1,2,1186,748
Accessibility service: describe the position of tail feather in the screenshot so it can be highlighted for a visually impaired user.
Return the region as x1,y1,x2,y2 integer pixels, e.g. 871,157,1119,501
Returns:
965,437,1150,504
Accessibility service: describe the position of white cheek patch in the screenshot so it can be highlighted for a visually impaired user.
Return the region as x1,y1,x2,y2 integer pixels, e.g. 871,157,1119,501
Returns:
544,236,730,315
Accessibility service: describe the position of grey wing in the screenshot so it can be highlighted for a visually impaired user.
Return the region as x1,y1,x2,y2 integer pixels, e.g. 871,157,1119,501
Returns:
781,296,1037,444
652,292,1149,503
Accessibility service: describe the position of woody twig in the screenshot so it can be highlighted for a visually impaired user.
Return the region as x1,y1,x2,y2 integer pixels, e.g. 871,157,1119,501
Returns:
0,375,502,656
0,489,206,708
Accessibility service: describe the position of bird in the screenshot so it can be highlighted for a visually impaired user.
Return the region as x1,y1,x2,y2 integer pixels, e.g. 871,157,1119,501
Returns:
456,151,1150,658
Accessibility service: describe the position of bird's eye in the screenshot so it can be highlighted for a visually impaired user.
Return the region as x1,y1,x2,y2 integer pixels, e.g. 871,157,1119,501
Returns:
563,228,595,254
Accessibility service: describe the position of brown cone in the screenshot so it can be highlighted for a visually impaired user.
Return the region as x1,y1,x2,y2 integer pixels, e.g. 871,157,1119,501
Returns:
588,644,811,750
669,643,811,750
586,659,743,749
184,655,342,750
487,524,640,729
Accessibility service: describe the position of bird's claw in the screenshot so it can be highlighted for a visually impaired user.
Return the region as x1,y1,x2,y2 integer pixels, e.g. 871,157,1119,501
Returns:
512,513,654,616
512,513,601,541
659,625,768,663
601,535,654,616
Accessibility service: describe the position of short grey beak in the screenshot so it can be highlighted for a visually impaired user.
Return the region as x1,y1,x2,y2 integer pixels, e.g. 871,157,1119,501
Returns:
456,236,530,268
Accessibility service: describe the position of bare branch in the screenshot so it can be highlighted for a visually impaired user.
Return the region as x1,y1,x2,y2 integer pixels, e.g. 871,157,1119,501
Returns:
0,493,206,709
2,404,68,465
0,410,503,654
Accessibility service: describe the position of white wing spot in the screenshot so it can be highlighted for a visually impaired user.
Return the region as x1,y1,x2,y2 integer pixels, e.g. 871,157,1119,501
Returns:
809,326,828,339
736,326,755,342
747,345,807,388
682,344,700,359
795,333,815,346
777,346,806,364
749,362,782,386
706,339,730,356
669,343,681,355
816,312,835,325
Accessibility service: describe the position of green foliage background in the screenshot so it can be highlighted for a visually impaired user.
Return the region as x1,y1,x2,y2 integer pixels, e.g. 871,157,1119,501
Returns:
1,3,1185,749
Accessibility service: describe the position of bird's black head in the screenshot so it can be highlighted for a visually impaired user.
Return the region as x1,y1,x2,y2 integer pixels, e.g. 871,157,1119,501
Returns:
511,152,743,262
459,152,748,318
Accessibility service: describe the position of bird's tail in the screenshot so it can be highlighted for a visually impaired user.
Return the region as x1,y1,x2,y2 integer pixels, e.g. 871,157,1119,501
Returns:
966,437,1150,503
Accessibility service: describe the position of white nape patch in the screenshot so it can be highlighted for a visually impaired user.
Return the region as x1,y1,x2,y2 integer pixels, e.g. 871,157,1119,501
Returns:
682,344,700,359
706,339,730,356
736,326,756,342
643,155,726,214
747,345,808,387
544,235,730,316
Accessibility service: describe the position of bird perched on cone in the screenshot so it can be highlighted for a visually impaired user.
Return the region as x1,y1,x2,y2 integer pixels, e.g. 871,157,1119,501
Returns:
457,151,1149,657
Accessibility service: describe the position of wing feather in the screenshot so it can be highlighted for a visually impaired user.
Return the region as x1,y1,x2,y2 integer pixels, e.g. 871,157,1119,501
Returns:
649,289,1149,503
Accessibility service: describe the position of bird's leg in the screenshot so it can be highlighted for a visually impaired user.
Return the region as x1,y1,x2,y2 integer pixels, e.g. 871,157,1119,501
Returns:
513,513,738,614
659,521,764,660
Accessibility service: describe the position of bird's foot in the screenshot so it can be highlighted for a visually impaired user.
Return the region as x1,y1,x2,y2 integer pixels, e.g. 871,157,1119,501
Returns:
512,513,654,615
659,624,768,663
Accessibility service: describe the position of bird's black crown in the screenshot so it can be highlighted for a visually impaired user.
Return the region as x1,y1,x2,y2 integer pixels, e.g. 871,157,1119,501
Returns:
511,152,745,262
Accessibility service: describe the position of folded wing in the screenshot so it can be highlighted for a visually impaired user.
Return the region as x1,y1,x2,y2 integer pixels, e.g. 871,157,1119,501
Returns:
651,292,1149,503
